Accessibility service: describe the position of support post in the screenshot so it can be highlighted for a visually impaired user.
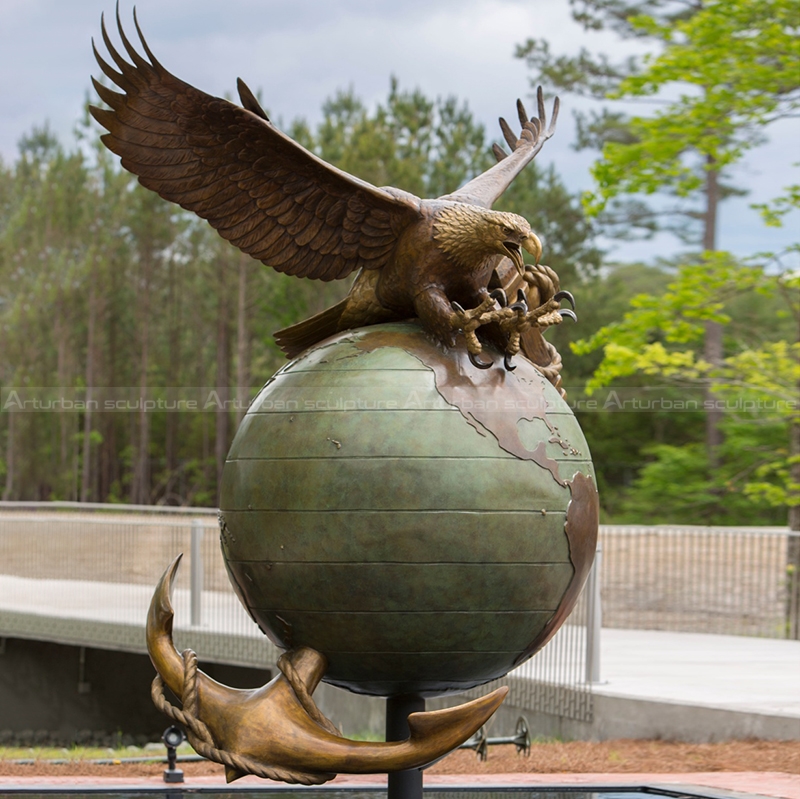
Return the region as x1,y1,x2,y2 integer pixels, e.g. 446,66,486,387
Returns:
386,693,424,799
585,544,602,684
190,519,204,627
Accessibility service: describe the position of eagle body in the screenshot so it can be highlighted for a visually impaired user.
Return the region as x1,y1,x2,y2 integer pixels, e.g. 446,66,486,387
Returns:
275,202,512,356
374,203,507,335
91,11,561,363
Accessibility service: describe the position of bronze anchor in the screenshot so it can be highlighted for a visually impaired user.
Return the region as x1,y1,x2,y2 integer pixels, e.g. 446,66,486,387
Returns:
146,556,508,784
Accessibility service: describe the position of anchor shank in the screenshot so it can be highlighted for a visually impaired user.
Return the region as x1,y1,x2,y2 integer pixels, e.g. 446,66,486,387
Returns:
387,694,425,799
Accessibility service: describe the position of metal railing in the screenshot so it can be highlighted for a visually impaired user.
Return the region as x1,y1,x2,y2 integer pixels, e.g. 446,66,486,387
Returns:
0,502,275,668
598,525,800,639
0,501,596,723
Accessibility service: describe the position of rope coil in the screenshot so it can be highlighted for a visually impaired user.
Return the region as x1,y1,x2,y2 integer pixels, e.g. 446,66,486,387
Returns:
151,649,337,785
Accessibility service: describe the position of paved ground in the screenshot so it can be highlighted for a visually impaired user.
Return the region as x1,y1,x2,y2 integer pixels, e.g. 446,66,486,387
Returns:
596,628,800,720
2,772,799,798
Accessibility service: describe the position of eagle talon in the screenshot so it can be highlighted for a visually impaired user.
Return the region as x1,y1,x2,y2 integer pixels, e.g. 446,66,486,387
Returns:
553,290,575,309
509,288,528,315
503,352,517,371
468,350,494,369
450,296,499,330
559,309,578,322
489,288,508,307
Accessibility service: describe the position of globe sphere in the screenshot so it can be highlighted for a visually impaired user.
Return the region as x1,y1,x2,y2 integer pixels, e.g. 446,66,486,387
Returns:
219,322,598,697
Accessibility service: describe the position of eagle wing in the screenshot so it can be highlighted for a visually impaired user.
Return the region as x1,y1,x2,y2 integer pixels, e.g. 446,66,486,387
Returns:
90,10,421,282
439,88,559,210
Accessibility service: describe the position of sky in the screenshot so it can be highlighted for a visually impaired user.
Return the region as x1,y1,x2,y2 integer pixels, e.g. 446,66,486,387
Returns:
1,0,798,264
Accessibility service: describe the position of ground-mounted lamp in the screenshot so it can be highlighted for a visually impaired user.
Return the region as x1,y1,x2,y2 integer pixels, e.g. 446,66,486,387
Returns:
161,725,185,783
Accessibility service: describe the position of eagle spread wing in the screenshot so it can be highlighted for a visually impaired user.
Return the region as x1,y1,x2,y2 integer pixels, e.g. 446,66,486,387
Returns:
90,9,421,282
440,90,559,209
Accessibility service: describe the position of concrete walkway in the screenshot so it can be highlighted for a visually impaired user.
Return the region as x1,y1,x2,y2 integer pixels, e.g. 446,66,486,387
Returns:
598,628,800,717
3,772,799,799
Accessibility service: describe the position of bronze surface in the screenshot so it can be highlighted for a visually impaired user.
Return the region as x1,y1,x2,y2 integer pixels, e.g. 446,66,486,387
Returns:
513,471,600,666
147,557,508,783
220,323,597,696
353,323,566,482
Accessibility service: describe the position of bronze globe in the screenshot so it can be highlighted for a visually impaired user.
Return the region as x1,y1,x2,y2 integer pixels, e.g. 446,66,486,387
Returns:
219,322,598,697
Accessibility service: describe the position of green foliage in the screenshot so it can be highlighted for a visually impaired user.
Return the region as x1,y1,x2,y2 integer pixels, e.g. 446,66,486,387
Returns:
753,182,800,228
572,251,800,521
584,0,800,215
518,0,800,251
615,412,789,525
573,253,764,390
521,0,800,525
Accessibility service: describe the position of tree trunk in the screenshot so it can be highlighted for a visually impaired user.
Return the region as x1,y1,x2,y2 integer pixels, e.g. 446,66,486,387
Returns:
702,156,723,471
165,256,181,501
215,266,231,505
99,299,118,503
235,254,249,429
788,419,800,639
106,265,121,501
2,409,14,501
56,306,70,492
80,272,97,503
787,303,800,638
133,247,152,504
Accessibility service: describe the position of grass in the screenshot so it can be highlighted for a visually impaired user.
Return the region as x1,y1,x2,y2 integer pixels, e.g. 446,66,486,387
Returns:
0,744,194,762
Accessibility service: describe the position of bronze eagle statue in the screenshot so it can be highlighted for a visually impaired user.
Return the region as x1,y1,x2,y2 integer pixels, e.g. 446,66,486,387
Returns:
90,9,574,375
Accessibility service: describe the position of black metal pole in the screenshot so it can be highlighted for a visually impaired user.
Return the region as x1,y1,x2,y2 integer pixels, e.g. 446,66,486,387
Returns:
386,693,424,799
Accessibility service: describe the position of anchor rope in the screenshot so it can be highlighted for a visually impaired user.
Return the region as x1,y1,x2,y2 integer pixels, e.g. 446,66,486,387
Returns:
150,648,337,785
276,651,342,737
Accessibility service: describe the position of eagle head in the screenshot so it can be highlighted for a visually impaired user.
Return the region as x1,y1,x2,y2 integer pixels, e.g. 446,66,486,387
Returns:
434,205,542,276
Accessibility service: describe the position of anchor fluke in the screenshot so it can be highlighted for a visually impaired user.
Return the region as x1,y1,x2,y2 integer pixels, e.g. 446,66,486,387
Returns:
146,557,507,783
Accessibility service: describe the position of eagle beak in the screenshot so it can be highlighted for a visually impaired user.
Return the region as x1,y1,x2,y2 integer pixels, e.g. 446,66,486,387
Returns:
523,232,543,265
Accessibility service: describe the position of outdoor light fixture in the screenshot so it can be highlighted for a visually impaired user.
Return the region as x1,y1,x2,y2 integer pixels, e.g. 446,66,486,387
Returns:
161,724,186,783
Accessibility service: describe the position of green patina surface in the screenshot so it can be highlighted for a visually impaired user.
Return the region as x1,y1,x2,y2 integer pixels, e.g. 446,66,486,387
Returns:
220,322,596,697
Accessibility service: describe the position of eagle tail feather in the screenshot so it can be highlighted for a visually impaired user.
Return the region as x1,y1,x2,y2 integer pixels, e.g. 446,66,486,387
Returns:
273,300,349,359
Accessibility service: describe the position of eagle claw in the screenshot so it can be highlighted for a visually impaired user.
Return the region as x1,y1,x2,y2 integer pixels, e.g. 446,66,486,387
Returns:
469,351,494,370
553,290,575,309
450,295,501,365
489,288,508,307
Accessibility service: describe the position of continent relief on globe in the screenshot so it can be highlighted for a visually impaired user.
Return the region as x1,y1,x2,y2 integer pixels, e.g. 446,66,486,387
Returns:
219,321,599,697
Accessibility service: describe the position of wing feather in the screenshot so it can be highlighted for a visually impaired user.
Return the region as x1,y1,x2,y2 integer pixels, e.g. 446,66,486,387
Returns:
324,202,347,228
90,12,421,281
222,216,266,246
293,185,320,206
314,194,338,219
309,225,339,255
295,215,326,246
438,90,559,209
249,222,288,251
91,79,126,111
277,205,306,227
287,214,313,237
